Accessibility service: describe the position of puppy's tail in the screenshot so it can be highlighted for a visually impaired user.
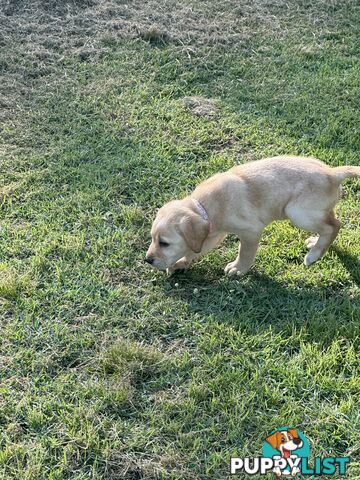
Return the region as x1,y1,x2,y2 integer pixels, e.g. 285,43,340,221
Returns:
332,165,360,182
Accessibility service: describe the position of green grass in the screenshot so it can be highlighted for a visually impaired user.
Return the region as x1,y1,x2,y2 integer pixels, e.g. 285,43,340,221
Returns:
0,1,359,479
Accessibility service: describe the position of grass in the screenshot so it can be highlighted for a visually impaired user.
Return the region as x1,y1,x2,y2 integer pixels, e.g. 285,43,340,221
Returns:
0,0,359,479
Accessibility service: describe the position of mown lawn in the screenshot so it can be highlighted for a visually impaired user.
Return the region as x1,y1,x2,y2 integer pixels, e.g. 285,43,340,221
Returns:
0,1,359,479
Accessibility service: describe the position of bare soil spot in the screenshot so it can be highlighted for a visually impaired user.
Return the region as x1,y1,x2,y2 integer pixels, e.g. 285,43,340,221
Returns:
182,96,218,119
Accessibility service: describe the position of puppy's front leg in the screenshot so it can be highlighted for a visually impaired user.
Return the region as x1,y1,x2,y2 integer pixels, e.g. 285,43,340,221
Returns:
225,231,262,276
167,233,227,275
167,255,196,275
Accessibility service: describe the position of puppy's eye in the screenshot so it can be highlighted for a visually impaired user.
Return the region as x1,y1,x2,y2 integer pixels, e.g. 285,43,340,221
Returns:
159,241,169,247
281,437,286,443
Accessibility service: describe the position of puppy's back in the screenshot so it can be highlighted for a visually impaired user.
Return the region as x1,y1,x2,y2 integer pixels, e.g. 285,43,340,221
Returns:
229,155,331,178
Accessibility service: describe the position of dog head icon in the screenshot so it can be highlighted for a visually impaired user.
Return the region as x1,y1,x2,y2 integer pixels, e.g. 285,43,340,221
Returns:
265,429,303,458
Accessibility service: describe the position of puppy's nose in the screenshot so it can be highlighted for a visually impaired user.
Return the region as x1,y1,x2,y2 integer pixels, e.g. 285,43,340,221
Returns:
144,256,154,265
293,438,302,445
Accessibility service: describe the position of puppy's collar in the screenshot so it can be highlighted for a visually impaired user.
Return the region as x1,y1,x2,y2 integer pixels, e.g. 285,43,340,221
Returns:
192,198,213,233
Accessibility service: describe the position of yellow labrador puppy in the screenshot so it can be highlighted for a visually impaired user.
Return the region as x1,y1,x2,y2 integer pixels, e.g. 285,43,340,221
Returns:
145,156,359,275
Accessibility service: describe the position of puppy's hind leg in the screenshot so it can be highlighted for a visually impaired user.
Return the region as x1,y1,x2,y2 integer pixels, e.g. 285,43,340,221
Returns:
304,211,340,266
286,206,340,266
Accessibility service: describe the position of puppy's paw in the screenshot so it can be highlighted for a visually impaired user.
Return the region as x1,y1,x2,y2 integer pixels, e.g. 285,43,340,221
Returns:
174,268,186,274
174,257,191,271
224,261,244,276
305,236,318,249
304,248,322,266
166,267,185,275
167,258,191,275
291,466,300,477
166,265,186,275
273,467,282,477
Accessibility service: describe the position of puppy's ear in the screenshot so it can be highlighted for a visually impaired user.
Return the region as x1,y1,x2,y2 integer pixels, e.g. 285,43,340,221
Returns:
288,429,299,440
179,213,209,253
265,432,281,450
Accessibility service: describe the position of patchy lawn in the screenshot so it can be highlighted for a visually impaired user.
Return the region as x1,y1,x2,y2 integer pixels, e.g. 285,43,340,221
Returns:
0,0,359,479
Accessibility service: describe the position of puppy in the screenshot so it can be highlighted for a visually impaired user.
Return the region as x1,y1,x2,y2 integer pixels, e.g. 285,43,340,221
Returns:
145,156,359,275
265,429,303,477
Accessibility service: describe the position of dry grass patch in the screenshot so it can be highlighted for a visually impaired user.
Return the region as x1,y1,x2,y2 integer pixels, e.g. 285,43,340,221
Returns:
183,96,218,119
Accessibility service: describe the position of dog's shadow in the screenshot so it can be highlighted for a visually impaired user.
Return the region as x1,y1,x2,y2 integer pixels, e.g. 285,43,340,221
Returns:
164,247,359,347
332,246,360,287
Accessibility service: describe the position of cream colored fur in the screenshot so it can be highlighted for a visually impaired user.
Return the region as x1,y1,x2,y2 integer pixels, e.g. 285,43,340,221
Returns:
146,156,360,275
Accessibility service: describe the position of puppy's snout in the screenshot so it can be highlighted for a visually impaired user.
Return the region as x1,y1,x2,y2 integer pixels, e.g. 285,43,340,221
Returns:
293,438,302,446
144,256,154,265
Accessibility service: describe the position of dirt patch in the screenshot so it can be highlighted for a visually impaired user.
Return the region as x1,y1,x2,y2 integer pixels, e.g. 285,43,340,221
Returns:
138,27,172,46
182,96,218,119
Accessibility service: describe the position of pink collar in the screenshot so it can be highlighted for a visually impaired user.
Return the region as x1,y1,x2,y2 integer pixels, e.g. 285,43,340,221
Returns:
192,198,213,233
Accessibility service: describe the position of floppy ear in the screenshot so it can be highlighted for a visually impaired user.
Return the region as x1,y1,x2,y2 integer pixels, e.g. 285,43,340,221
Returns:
179,213,209,253
265,432,281,450
288,429,299,439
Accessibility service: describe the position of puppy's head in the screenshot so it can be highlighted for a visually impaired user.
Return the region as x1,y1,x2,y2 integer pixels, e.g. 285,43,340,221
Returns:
145,200,209,271
265,429,303,457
